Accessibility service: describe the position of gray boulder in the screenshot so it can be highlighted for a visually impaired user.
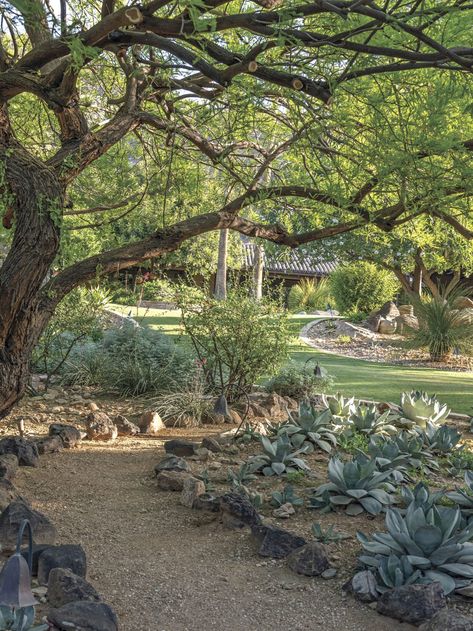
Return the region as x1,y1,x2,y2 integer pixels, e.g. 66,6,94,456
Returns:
419,609,473,631
287,542,330,576
343,570,378,603
0,500,56,551
154,455,190,475
252,524,306,559
47,602,118,631
36,435,64,454
49,424,82,448
156,470,193,491
48,568,101,608
220,492,262,529
164,439,196,457
377,582,446,624
0,454,18,481
180,477,205,508
0,437,39,467
38,544,87,586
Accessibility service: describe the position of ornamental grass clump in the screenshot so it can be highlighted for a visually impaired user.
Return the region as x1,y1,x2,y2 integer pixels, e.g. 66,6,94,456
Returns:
310,457,396,516
358,502,473,594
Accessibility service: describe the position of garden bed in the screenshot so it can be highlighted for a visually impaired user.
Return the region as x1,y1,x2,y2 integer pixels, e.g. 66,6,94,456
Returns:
305,319,473,372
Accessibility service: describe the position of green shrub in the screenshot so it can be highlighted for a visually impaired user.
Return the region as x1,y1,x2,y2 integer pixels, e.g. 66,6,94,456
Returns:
408,286,473,361
329,262,399,315
63,324,195,397
265,360,333,399
32,286,109,382
139,277,175,301
177,284,290,394
287,278,331,312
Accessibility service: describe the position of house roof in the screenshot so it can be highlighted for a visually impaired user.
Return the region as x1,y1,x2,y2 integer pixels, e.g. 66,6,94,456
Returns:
242,241,337,277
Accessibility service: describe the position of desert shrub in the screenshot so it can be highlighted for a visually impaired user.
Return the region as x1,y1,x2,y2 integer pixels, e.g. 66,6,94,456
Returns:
177,284,290,394
287,278,331,312
329,262,399,315
265,360,333,400
63,324,195,396
32,286,109,382
408,286,473,361
149,369,212,427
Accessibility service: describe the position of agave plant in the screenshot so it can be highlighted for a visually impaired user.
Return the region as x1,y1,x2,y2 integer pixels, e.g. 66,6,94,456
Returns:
247,435,310,477
446,471,473,516
310,457,396,516
398,391,450,429
270,484,304,508
312,522,350,543
391,432,439,473
346,405,397,437
0,606,48,631
358,502,473,594
322,393,356,419
356,443,409,483
235,422,263,444
281,404,337,453
399,482,445,513
227,462,259,487
419,423,463,455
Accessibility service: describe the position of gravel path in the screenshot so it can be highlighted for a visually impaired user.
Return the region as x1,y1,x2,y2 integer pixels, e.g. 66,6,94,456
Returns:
15,436,413,631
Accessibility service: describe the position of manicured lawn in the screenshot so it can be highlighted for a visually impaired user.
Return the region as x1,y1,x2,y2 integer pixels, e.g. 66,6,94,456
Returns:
111,306,473,415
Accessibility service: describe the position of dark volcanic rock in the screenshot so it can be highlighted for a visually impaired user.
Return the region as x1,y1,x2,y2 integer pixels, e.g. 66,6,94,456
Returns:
38,544,87,586
48,601,118,631
219,492,262,528
0,500,56,551
49,424,82,448
164,439,196,457
377,582,446,624
343,570,378,603
0,454,18,481
287,542,330,576
154,455,190,475
252,524,306,559
0,437,39,467
419,609,473,631
36,435,64,455
48,568,101,608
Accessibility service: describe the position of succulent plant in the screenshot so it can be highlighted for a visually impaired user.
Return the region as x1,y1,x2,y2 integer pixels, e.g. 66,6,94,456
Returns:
447,450,473,477
398,391,450,429
235,422,262,444
270,484,304,508
247,435,310,476
280,404,337,453
0,606,48,631
399,482,445,514
391,432,439,473
312,522,350,543
364,436,412,482
227,462,259,487
310,457,396,516
347,405,397,437
322,393,356,419
358,502,473,594
419,423,463,455
446,471,473,516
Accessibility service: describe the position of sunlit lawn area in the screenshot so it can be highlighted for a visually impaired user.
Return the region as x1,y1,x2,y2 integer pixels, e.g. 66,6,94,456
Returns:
111,306,473,414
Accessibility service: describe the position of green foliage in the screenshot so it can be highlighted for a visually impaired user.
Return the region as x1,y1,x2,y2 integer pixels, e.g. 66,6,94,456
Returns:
149,371,211,427
358,502,473,594
177,284,290,393
280,404,337,453
270,484,304,508
247,435,310,477
310,456,396,516
347,405,398,437
420,423,463,455
398,391,450,429
390,433,440,474
227,462,259,487
446,471,473,516
285,470,307,485
265,360,333,400
312,522,350,544
329,262,399,316
63,324,194,397
138,278,175,302
32,286,109,381
408,287,473,361
322,392,356,419
0,605,48,630
447,450,473,477
337,433,370,454
287,278,331,312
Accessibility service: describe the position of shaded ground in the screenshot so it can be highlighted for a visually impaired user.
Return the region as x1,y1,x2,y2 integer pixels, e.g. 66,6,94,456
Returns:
14,432,413,631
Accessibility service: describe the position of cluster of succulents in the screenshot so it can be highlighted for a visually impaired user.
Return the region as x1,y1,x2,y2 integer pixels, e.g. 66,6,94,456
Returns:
397,390,450,429
270,484,304,508
358,502,473,594
279,404,337,453
247,435,310,476
345,405,398,437
419,422,463,455
310,457,396,515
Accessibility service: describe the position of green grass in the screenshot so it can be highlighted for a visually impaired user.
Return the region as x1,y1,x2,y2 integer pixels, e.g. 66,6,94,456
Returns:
110,306,473,415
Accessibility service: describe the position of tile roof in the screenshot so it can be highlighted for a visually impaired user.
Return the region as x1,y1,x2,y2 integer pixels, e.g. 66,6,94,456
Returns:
242,241,337,277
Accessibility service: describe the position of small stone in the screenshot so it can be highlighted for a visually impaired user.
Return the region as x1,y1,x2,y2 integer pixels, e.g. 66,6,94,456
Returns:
88,402,99,412
0,454,18,481
287,542,330,576
164,439,196,457
85,412,117,441
139,411,165,434
49,424,82,448
321,568,337,579
113,415,140,436
36,435,64,455
47,601,118,631
343,570,378,603
419,609,473,631
38,545,87,586
0,437,39,467
180,477,206,508
154,455,190,475
272,503,295,519
156,470,193,491
377,582,446,624
252,524,306,559
201,437,222,453
48,568,101,608
0,500,56,551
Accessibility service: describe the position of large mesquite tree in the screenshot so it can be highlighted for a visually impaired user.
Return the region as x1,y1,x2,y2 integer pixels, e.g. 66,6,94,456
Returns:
1,0,473,417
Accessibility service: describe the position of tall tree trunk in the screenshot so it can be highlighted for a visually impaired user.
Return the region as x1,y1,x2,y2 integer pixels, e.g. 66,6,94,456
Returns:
253,244,264,300
214,228,228,300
